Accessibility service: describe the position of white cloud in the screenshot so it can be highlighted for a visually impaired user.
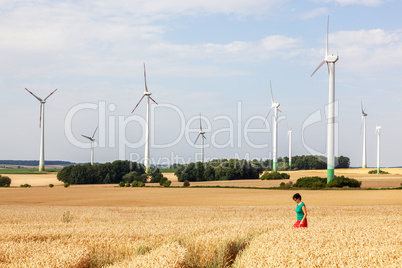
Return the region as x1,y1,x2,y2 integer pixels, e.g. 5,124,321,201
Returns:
315,0,389,6
0,0,292,79
300,7,328,19
329,29,402,73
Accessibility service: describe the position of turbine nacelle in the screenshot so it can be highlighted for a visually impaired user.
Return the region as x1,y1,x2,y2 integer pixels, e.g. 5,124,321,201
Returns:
194,113,207,145
82,127,98,143
326,54,339,63
271,102,280,109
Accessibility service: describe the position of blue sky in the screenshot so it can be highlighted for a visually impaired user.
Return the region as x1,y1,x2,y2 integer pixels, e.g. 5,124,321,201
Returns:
1,0,402,167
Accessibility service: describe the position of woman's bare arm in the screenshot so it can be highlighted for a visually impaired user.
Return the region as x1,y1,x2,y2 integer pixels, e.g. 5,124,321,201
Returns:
300,205,307,225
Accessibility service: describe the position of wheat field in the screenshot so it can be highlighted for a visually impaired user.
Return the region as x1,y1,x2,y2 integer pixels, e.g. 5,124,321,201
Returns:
1,171,401,267
0,200,401,267
4,168,402,188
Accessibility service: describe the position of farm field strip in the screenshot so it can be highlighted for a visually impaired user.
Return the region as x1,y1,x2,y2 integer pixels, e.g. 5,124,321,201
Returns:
0,205,401,267
1,187,401,207
3,168,402,188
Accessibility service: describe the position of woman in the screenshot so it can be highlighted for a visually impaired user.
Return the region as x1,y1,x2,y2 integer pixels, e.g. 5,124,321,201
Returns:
293,193,307,228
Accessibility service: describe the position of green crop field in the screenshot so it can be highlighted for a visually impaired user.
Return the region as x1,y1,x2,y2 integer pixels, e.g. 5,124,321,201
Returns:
159,168,177,173
0,168,60,174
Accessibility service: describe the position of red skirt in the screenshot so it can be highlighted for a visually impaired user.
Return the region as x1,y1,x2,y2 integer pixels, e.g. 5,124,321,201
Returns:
293,219,308,228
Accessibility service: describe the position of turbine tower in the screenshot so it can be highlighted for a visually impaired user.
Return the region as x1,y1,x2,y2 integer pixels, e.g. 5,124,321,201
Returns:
361,103,368,168
376,123,381,174
264,81,280,172
82,127,98,165
131,63,158,173
194,113,207,163
311,16,339,183
25,88,57,171
287,124,292,168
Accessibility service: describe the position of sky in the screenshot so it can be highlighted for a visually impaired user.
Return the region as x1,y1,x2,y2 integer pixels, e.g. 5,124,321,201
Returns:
1,0,402,167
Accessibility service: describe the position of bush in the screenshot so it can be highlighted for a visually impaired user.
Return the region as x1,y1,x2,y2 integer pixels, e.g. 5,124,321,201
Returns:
20,184,31,188
0,175,11,187
260,172,290,180
294,176,361,189
49,184,54,188
125,182,131,187
294,177,327,189
132,181,145,187
162,180,172,187
119,181,125,187
311,181,326,190
327,176,361,188
64,183,70,188
279,181,293,189
123,171,146,183
368,169,389,174
150,172,164,183
159,176,168,186
183,180,190,187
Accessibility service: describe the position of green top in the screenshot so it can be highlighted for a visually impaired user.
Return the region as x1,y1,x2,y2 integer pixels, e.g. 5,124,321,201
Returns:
295,202,305,220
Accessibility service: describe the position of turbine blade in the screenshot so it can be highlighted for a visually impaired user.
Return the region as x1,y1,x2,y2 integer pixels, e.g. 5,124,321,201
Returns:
194,133,201,145
82,135,92,140
264,107,273,125
326,62,329,75
326,15,329,59
131,94,146,113
199,113,202,131
149,96,158,105
270,80,274,104
39,105,41,128
25,88,42,102
143,63,148,92
202,134,207,140
44,88,58,101
278,108,282,113
311,60,326,77
92,127,98,138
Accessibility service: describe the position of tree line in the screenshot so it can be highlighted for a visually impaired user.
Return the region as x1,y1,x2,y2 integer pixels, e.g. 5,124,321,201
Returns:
174,159,264,182
172,155,350,182
278,155,350,170
57,160,146,184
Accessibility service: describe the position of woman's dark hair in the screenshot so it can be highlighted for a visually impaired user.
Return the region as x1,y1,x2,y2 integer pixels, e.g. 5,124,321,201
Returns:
293,193,301,200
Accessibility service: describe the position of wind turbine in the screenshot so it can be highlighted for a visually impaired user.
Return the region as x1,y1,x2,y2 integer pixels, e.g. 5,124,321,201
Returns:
25,88,57,171
131,63,158,173
287,124,292,169
376,123,381,174
194,113,207,163
82,127,98,165
361,103,368,169
264,81,280,172
311,16,339,183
